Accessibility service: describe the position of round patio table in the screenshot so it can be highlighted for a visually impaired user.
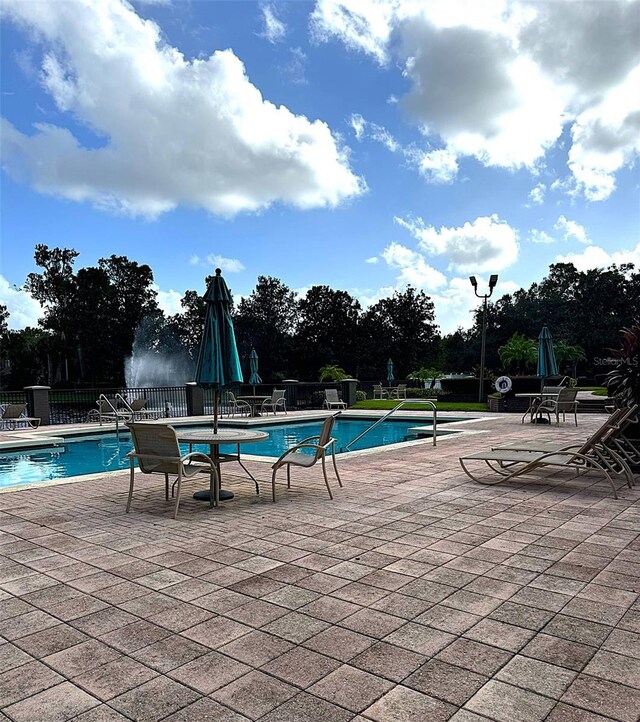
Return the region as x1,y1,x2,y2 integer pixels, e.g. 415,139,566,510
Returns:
236,395,271,417
177,428,268,501
516,392,560,424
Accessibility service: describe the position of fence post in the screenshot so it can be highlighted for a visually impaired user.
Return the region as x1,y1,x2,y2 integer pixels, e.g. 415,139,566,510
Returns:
341,379,358,407
185,382,204,416
24,385,51,426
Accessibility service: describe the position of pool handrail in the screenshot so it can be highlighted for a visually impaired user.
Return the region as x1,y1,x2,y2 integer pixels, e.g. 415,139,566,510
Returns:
343,399,437,452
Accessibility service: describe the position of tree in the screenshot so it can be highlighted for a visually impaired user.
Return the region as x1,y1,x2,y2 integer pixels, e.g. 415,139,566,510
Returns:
555,341,586,378
318,364,348,382
294,286,361,378
233,276,299,380
358,287,439,378
498,333,537,374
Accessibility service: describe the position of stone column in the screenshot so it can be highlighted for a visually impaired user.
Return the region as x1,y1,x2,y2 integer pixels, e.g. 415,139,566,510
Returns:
24,385,50,426
340,379,358,407
185,382,204,416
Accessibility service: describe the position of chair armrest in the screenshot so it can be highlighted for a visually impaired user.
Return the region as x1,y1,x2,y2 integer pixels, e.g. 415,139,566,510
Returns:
181,451,216,466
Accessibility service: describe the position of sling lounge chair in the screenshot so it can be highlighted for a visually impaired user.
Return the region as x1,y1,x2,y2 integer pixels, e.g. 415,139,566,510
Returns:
126,398,162,421
536,387,579,425
373,384,388,400
0,403,40,430
271,413,343,501
459,412,634,498
126,422,219,519
323,389,347,410
226,392,252,417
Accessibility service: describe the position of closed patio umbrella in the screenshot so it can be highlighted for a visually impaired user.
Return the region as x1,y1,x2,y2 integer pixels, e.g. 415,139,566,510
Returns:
387,358,395,383
537,326,559,388
195,269,243,433
249,347,261,394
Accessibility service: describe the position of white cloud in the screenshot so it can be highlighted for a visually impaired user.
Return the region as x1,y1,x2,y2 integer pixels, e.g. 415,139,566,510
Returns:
1,0,364,218
365,256,379,264
414,148,458,184
555,215,590,244
153,286,183,317
529,229,555,245
381,242,447,289
312,0,640,200
282,47,308,85
0,276,43,329
528,183,545,205
556,242,640,272
347,113,398,151
260,4,286,43
395,213,519,273
190,254,245,273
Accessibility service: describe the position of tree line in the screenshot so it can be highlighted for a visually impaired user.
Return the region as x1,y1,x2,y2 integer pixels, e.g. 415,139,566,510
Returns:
1,244,638,389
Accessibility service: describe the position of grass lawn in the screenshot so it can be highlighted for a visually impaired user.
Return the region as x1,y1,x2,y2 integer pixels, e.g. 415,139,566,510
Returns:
353,400,489,412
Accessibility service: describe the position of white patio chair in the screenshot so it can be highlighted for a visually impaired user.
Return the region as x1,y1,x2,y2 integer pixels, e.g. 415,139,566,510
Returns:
323,389,347,410
126,422,219,519
227,391,252,417
271,413,343,501
0,403,40,430
261,389,287,415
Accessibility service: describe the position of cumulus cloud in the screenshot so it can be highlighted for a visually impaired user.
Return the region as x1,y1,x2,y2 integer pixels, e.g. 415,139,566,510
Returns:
395,214,519,273
1,0,363,218
555,216,590,244
365,256,379,264
556,242,640,272
189,254,245,273
153,286,183,317
312,0,640,200
260,4,286,43
0,276,43,329
413,148,458,184
381,242,447,289
529,229,555,245
348,113,398,151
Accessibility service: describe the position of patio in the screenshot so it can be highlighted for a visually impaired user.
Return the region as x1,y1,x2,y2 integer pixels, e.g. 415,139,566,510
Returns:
1,412,639,722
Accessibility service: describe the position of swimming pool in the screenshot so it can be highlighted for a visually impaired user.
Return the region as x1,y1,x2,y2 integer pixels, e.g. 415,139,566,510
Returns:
0,417,461,488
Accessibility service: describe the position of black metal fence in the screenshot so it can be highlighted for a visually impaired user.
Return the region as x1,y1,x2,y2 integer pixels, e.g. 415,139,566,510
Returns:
0,391,27,408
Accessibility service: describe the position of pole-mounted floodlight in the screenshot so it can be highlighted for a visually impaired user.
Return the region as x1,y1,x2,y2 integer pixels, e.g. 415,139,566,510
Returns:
470,274,499,403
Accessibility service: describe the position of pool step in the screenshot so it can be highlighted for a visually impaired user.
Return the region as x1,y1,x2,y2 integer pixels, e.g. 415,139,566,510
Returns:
408,425,435,437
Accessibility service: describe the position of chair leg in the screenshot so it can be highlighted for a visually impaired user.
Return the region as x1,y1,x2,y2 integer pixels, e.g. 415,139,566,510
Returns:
173,470,182,519
321,455,333,499
126,459,135,513
271,467,278,502
165,473,169,500
287,465,291,488
331,444,343,487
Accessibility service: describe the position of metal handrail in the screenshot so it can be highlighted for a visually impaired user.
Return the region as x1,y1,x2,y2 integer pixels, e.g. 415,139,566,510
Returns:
344,399,438,451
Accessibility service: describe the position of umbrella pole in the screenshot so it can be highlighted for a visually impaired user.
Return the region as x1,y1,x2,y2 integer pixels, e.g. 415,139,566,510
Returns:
214,389,219,433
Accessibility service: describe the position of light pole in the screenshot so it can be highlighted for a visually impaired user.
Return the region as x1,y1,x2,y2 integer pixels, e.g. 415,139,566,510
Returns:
469,274,498,403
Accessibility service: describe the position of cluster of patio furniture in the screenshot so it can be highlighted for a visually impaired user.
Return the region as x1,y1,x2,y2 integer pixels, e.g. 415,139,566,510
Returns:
373,383,407,400
225,389,287,417
125,413,342,518
460,405,638,499
87,396,162,425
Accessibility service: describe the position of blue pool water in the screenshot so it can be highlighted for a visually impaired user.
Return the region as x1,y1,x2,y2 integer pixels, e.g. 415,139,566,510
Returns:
0,418,456,488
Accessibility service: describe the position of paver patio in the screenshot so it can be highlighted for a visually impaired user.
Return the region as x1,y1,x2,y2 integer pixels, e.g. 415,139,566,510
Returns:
1,412,639,721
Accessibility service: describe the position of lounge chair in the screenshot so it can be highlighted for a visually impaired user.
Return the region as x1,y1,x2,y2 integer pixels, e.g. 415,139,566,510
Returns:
460,414,633,498
373,384,388,400
537,387,579,425
126,422,219,519
0,403,40,430
323,389,347,410
261,389,287,415
226,391,252,417
127,398,162,421
271,413,343,501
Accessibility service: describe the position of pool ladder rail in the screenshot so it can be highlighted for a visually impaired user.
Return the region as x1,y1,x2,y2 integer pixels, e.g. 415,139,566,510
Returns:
343,399,437,452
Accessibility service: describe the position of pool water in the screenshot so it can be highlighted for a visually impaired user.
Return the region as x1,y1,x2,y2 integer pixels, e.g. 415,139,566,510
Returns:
0,418,457,488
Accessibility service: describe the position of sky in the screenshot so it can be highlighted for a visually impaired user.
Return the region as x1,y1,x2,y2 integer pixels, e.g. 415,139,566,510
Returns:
1,0,639,334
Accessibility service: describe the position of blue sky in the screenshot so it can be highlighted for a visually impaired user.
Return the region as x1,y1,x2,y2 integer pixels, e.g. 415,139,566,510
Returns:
1,0,639,333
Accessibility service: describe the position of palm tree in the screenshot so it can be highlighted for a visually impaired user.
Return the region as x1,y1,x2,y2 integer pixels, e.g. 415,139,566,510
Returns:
498,333,537,375
408,366,441,388
555,341,586,378
319,364,348,382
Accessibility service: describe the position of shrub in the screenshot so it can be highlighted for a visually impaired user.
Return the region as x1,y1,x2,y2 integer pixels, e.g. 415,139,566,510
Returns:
355,390,367,401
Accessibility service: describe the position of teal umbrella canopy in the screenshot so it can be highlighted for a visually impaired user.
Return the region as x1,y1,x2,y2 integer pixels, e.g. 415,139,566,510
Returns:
249,347,262,386
387,358,395,383
195,269,243,429
537,326,559,380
